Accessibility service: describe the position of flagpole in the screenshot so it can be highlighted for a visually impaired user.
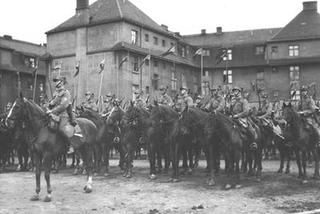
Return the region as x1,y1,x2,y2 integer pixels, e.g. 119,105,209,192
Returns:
32,59,39,102
200,49,204,95
117,56,119,97
97,62,105,109
140,57,143,91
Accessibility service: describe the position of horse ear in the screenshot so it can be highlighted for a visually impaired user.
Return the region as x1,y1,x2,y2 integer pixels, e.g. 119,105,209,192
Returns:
20,91,24,100
130,100,134,107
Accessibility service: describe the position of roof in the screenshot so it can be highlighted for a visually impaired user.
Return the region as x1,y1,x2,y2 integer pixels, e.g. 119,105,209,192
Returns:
271,6,320,42
183,28,282,47
47,0,170,37
0,36,46,56
111,42,198,67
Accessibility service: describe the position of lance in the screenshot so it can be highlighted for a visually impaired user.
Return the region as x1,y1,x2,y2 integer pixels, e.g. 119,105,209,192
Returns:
97,59,106,111
32,58,39,102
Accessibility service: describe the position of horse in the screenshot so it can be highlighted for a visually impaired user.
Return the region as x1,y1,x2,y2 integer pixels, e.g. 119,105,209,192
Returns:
0,115,13,172
282,102,319,183
177,106,209,180
105,105,125,175
121,101,150,178
205,111,243,189
6,94,99,202
149,102,179,180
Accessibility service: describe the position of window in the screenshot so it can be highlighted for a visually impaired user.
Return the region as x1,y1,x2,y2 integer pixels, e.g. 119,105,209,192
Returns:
181,47,186,57
257,69,264,80
133,57,139,72
223,70,232,84
24,56,36,68
131,30,138,45
145,34,149,42
271,46,278,53
289,66,300,100
162,39,166,47
289,45,299,56
223,49,232,61
203,49,210,56
153,74,159,90
255,46,265,55
171,72,177,91
154,60,158,67
153,37,158,45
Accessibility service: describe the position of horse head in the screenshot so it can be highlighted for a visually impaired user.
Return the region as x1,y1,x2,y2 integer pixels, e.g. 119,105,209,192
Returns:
282,102,297,124
5,93,27,129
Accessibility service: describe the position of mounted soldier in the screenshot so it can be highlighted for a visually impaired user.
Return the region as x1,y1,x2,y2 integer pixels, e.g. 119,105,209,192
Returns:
133,90,146,109
102,92,114,116
82,91,98,112
46,76,80,138
194,95,203,108
180,86,193,108
205,86,225,113
230,86,257,147
158,85,173,106
298,85,320,144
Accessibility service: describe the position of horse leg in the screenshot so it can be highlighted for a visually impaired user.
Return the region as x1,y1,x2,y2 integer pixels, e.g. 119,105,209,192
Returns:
171,142,180,182
295,149,303,178
312,148,319,179
278,146,284,173
256,148,263,181
103,144,110,177
148,142,157,179
82,145,93,193
301,151,308,183
30,153,41,201
70,153,75,168
207,144,215,186
285,149,291,174
234,150,242,188
43,154,53,202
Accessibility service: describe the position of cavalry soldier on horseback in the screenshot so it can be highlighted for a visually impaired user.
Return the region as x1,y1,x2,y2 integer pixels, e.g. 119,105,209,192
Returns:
158,85,173,106
205,86,225,113
180,86,193,107
194,94,203,108
298,85,320,143
46,76,79,134
133,90,146,108
230,86,257,147
102,92,114,116
82,91,98,112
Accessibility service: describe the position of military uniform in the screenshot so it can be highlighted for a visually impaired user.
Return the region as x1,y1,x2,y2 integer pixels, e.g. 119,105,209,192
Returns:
298,88,320,140
82,100,98,112
49,87,72,134
158,93,173,106
205,94,225,113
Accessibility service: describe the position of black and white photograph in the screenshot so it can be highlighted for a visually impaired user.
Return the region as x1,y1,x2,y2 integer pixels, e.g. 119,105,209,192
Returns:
1,0,320,213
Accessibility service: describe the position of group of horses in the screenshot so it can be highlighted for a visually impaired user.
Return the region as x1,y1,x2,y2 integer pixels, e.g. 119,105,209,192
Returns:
2,93,320,202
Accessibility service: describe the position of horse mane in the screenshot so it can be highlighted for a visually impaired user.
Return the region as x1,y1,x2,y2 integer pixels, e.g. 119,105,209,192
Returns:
25,99,46,118
182,107,208,126
157,105,179,120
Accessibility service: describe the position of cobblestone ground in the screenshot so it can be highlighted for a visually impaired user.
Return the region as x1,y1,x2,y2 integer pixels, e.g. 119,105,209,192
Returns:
1,160,320,214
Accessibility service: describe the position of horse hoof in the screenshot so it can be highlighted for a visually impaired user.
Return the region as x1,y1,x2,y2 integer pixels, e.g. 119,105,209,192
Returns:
235,184,242,189
285,169,290,174
43,195,52,202
172,178,180,183
277,169,283,173
225,184,232,190
301,180,308,184
208,179,215,186
82,170,87,175
149,174,157,180
16,165,21,172
30,194,40,201
104,173,110,177
84,185,92,193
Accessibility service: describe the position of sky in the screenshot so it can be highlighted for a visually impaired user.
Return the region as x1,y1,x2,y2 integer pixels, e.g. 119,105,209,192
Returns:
0,0,308,44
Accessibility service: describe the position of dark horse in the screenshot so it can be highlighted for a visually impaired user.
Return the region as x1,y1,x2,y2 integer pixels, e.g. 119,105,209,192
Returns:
177,106,209,181
121,102,150,178
6,94,98,202
282,103,319,183
148,102,179,180
205,112,243,189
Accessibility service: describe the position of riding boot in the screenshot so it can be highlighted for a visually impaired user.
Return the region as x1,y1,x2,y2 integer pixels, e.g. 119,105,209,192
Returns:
67,105,76,127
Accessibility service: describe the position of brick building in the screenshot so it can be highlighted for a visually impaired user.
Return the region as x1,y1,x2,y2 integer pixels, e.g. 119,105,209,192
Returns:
46,0,200,104
184,1,320,103
0,35,46,111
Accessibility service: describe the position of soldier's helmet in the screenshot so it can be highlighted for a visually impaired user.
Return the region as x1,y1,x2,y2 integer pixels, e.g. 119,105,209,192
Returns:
232,86,241,92
180,86,188,92
159,85,166,91
301,85,308,92
53,76,67,89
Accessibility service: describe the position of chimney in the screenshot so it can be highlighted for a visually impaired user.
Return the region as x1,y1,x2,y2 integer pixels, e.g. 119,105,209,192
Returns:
161,24,169,31
201,29,206,35
303,1,317,11
77,0,89,11
216,27,223,34
3,35,12,40
76,0,90,25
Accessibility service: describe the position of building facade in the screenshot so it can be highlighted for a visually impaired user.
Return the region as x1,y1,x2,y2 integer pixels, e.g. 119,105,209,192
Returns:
0,35,46,111
46,0,200,105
